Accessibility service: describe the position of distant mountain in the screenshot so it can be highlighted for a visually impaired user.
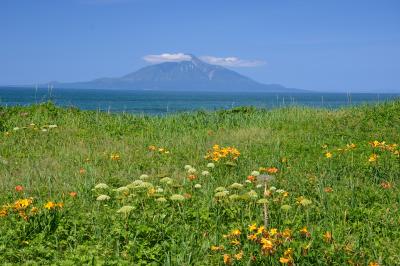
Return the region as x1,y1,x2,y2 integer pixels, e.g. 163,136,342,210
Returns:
51,54,305,92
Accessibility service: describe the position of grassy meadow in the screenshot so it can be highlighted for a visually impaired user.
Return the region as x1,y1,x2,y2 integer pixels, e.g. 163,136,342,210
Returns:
0,101,399,265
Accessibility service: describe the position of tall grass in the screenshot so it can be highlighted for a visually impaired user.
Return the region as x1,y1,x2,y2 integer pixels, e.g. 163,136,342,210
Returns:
0,101,399,265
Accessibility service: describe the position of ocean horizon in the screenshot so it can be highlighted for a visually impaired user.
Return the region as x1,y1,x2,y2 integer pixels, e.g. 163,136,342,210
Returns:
0,86,399,115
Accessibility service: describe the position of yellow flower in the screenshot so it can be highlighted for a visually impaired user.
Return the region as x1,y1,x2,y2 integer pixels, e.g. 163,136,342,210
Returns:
257,226,265,235
380,181,392,189
279,257,290,264
223,254,231,265
110,153,120,161
248,223,257,232
30,207,39,214
324,152,332,158
13,198,32,210
370,140,381,147
210,245,224,251
269,228,278,236
234,251,243,260
0,209,7,217
368,154,378,162
247,234,257,241
205,145,240,162
261,238,272,245
282,228,292,238
284,248,293,257
300,227,311,237
323,231,332,242
19,210,28,221
148,145,156,151
347,143,356,149
44,201,56,210
230,239,240,246
261,238,273,251
368,262,380,266
231,229,241,236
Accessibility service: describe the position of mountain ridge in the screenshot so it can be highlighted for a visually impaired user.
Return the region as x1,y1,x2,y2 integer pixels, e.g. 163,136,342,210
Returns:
48,55,306,92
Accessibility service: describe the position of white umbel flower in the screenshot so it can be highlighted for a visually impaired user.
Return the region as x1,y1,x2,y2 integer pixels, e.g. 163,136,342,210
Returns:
156,197,167,203
207,163,215,168
95,183,109,189
160,177,173,184
214,186,227,192
251,171,260,177
116,186,129,193
229,194,240,200
201,170,210,176
214,190,229,198
139,174,149,180
170,194,185,201
229,183,244,190
257,198,269,204
96,194,110,201
247,190,258,199
187,168,197,174
117,205,134,214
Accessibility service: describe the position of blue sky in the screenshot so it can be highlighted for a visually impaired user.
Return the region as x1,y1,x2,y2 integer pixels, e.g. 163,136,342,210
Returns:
0,0,399,92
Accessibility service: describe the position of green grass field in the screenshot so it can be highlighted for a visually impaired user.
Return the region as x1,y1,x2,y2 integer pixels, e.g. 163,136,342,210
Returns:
0,101,399,265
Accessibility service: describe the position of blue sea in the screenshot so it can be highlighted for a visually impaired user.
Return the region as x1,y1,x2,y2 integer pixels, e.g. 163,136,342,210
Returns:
0,87,398,115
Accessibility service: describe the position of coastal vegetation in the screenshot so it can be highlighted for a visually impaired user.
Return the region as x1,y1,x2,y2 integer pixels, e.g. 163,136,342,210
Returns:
0,101,399,265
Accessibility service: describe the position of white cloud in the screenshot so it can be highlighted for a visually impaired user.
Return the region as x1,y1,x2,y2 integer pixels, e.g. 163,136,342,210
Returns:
199,56,266,67
142,53,266,67
143,53,192,63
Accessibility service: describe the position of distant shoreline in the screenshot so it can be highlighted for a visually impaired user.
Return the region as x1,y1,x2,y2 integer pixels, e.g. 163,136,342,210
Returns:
1,85,399,94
